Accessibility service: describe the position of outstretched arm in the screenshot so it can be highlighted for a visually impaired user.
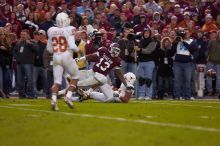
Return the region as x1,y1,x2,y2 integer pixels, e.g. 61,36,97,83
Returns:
114,67,127,87
76,52,98,62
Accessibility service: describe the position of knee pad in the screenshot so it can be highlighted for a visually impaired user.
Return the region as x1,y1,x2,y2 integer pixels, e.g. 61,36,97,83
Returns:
139,77,145,86
145,78,152,87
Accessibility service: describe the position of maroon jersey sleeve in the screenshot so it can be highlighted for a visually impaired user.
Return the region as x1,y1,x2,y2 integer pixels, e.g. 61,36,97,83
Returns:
93,47,121,76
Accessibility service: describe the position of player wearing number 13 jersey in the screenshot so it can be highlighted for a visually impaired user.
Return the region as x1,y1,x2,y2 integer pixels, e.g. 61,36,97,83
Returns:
46,12,79,111
93,47,121,76
75,43,132,102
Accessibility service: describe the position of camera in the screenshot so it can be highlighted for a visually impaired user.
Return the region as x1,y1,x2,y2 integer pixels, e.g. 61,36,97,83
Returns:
176,29,186,38
127,32,142,41
94,31,103,42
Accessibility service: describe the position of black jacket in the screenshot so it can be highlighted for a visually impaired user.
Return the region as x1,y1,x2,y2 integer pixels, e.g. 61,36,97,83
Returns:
14,40,38,64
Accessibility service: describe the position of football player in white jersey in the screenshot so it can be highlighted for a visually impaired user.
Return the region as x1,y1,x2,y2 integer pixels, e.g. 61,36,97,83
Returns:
47,12,79,111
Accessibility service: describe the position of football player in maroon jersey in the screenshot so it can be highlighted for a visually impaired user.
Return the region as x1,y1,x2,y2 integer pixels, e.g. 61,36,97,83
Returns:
74,43,134,102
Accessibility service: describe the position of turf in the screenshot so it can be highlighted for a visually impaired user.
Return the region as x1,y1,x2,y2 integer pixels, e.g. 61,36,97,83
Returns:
0,99,220,146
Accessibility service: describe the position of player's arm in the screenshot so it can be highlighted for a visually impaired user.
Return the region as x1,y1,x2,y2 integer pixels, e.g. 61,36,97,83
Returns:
76,52,98,62
114,67,128,87
115,67,134,89
46,29,53,54
67,35,79,52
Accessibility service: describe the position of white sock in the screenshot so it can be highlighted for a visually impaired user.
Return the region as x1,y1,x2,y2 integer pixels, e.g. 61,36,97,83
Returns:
52,93,57,102
66,91,73,98
58,89,66,95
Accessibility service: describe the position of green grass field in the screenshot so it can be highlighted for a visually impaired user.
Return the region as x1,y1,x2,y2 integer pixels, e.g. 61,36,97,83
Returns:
0,98,220,146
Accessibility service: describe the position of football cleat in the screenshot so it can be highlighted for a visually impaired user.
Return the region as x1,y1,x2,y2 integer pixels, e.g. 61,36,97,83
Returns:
63,97,74,109
51,100,59,111
77,88,90,102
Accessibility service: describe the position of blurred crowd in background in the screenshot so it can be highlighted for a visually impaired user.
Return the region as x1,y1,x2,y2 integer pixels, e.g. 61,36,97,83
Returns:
0,0,220,100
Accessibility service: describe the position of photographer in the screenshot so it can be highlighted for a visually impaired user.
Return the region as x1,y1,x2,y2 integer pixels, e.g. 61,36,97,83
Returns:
171,29,197,100
85,29,111,69
14,29,38,98
118,28,137,74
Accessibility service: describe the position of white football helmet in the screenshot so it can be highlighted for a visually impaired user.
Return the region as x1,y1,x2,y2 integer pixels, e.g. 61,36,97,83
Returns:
109,43,121,57
124,72,136,85
56,12,70,28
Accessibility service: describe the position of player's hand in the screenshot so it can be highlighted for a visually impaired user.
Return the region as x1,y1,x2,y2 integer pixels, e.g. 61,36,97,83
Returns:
126,84,134,91
75,58,80,62
75,56,86,62
120,90,132,103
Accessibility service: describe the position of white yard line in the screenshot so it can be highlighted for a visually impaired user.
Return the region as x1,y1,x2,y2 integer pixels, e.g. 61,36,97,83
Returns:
0,105,220,133
131,101,220,109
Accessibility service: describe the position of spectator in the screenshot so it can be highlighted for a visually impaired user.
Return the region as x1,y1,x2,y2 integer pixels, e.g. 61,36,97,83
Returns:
81,30,89,43
79,16,94,35
49,6,57,21
121,3,133,21
59,1,71,15
93,0,108,15
142,0,163,13
205,30,220,99
13,29,38,98
3,32,15,96
107,5,121,28
150,12,166,32
34,1,46,24
77,0,90,16
33,30,47,98
130,6,141,27
74,31,87,70
136,28,159,100
2,3,11,21
69,5,82,28
43,49,53,99
194,30,208,97
168,15,178,30
157,37,173,99
16,4,26,23
39,12,55,34
99,13,112,31
171,29,197,100
178,11,196,34
114,12,131,35
118,28,137,74
24,12,39,38
8,12,23,38
133,14,150,34
0,28,7,97
201,14,218,33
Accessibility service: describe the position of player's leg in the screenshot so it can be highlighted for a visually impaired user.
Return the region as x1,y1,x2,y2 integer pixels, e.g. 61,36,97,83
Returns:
90,91,108,102
51,65,64,111
90,83,114,102
78,71,108,88
64,59,80,108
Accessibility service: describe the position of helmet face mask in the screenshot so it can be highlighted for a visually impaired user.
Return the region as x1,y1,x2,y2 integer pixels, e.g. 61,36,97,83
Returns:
56,12,70,28
110,43,120,57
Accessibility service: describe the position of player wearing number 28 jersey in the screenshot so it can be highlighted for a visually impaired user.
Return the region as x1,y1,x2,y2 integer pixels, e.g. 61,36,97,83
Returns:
47,12,79,111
